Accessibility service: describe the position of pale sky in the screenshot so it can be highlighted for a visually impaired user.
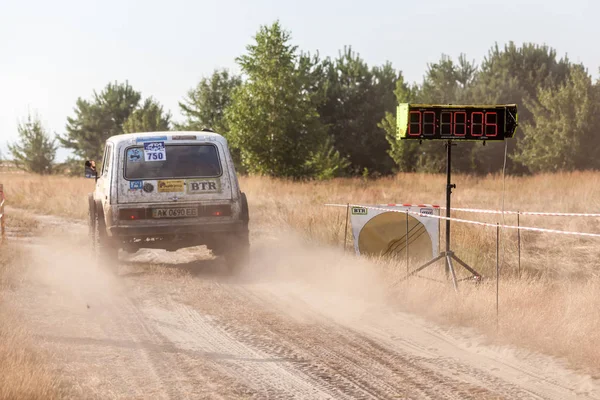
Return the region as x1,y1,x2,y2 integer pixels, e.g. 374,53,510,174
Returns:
1,0,598,161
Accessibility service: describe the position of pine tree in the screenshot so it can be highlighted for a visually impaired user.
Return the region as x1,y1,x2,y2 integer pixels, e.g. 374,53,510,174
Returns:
8,113,57,174
469,42,572,173
226,21,345,178
318,47,398,176
58,81,141,161
123,97,171,133
378,75,420,172
513,66,600,172
178,69,241,133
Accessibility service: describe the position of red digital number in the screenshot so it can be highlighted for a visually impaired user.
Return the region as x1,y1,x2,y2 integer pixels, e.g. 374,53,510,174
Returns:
423,111,435,136
453,112,466,136
408,111,421,136
471,112,484,136
485,112,498,136
441,112,452,135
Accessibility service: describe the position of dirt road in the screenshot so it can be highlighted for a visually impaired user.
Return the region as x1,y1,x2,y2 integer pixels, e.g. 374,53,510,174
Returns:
5,215,600,399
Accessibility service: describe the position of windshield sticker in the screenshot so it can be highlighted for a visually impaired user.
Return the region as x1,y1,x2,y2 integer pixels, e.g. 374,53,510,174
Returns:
158,180,184,193
136,135,168,143
187,179,221,194
143,141,166,162
127,148,142,162
129,180,143,190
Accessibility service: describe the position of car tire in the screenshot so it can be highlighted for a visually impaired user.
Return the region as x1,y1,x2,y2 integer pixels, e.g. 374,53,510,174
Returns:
240,192,249,224
224,192,250,274
93,206,119,274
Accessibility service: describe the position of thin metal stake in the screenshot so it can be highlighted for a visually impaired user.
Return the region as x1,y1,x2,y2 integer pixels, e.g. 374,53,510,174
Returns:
496,223,500,329
405,210,409,277
0,184,5,245
517,212,521,277
343,203,350,252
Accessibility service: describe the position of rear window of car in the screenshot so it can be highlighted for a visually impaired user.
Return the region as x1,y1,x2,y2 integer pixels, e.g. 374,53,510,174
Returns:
124,144,222,180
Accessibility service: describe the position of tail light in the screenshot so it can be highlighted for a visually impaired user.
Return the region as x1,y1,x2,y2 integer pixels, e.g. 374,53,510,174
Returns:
119,208,146,220
201,205,231,217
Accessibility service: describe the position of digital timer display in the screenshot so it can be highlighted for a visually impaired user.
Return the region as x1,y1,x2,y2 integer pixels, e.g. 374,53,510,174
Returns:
397,104,518,141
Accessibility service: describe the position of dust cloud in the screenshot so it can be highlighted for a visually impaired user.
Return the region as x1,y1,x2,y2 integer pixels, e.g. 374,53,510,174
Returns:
18,230,126,325
6,222,600,399
238,233,396,325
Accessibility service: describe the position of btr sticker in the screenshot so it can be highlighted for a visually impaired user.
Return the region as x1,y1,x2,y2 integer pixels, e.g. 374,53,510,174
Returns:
420,208,433,215
351,207,368,215
187,179,221,194
129,180,143,190
158,180,184,192
143,141,166,162
127,148,142,162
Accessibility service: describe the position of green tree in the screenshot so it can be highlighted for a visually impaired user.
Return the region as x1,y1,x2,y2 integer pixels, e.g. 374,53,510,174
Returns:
304,137,351,180
58,81,141,161
513,66,600,172
472,43,571,110
8,113,57,174
226,21,345,178
178,69,241,132
318,47,398,176
178,69,244,171
379,75,420,172
123,97,171,133
469,42,572,173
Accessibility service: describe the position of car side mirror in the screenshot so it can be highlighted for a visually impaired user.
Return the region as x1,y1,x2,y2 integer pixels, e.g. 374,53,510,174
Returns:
84,160,97,179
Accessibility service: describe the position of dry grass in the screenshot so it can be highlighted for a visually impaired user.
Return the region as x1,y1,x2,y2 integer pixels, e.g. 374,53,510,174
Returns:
0,173,92,220
0,244,29,289
0,245,67,399
242,172,600,278
391,272,600,375
241,172,600,374
2,171,600,374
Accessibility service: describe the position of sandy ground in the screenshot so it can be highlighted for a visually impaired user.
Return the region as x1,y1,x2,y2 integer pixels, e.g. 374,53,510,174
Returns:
4,214,600,399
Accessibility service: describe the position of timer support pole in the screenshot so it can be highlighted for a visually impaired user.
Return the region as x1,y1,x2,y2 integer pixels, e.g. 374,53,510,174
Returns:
445,140,456,280
401,140,482,290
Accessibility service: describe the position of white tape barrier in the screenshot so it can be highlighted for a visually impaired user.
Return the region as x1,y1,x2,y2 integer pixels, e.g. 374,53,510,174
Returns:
325,203,600,239
324,203,600,218
440,206,600,218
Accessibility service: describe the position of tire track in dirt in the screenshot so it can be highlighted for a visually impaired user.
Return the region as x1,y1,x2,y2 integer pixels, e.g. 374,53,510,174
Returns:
123,295,258,399
229,280,599,400
144,299,333,399
8,239,257,399
8,211,600,399
220,284,520,399
140,276,512,399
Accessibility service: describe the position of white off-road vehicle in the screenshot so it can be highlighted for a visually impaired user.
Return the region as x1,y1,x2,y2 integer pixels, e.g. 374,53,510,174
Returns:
85,130,250,273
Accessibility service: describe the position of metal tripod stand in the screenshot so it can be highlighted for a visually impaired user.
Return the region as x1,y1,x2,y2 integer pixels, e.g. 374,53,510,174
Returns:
402,140,482,290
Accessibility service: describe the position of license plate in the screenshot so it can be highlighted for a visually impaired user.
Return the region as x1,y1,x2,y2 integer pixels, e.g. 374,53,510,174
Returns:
152,207,198,218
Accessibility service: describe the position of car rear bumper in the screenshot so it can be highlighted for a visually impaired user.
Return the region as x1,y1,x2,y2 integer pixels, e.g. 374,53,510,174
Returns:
108,219,246,238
